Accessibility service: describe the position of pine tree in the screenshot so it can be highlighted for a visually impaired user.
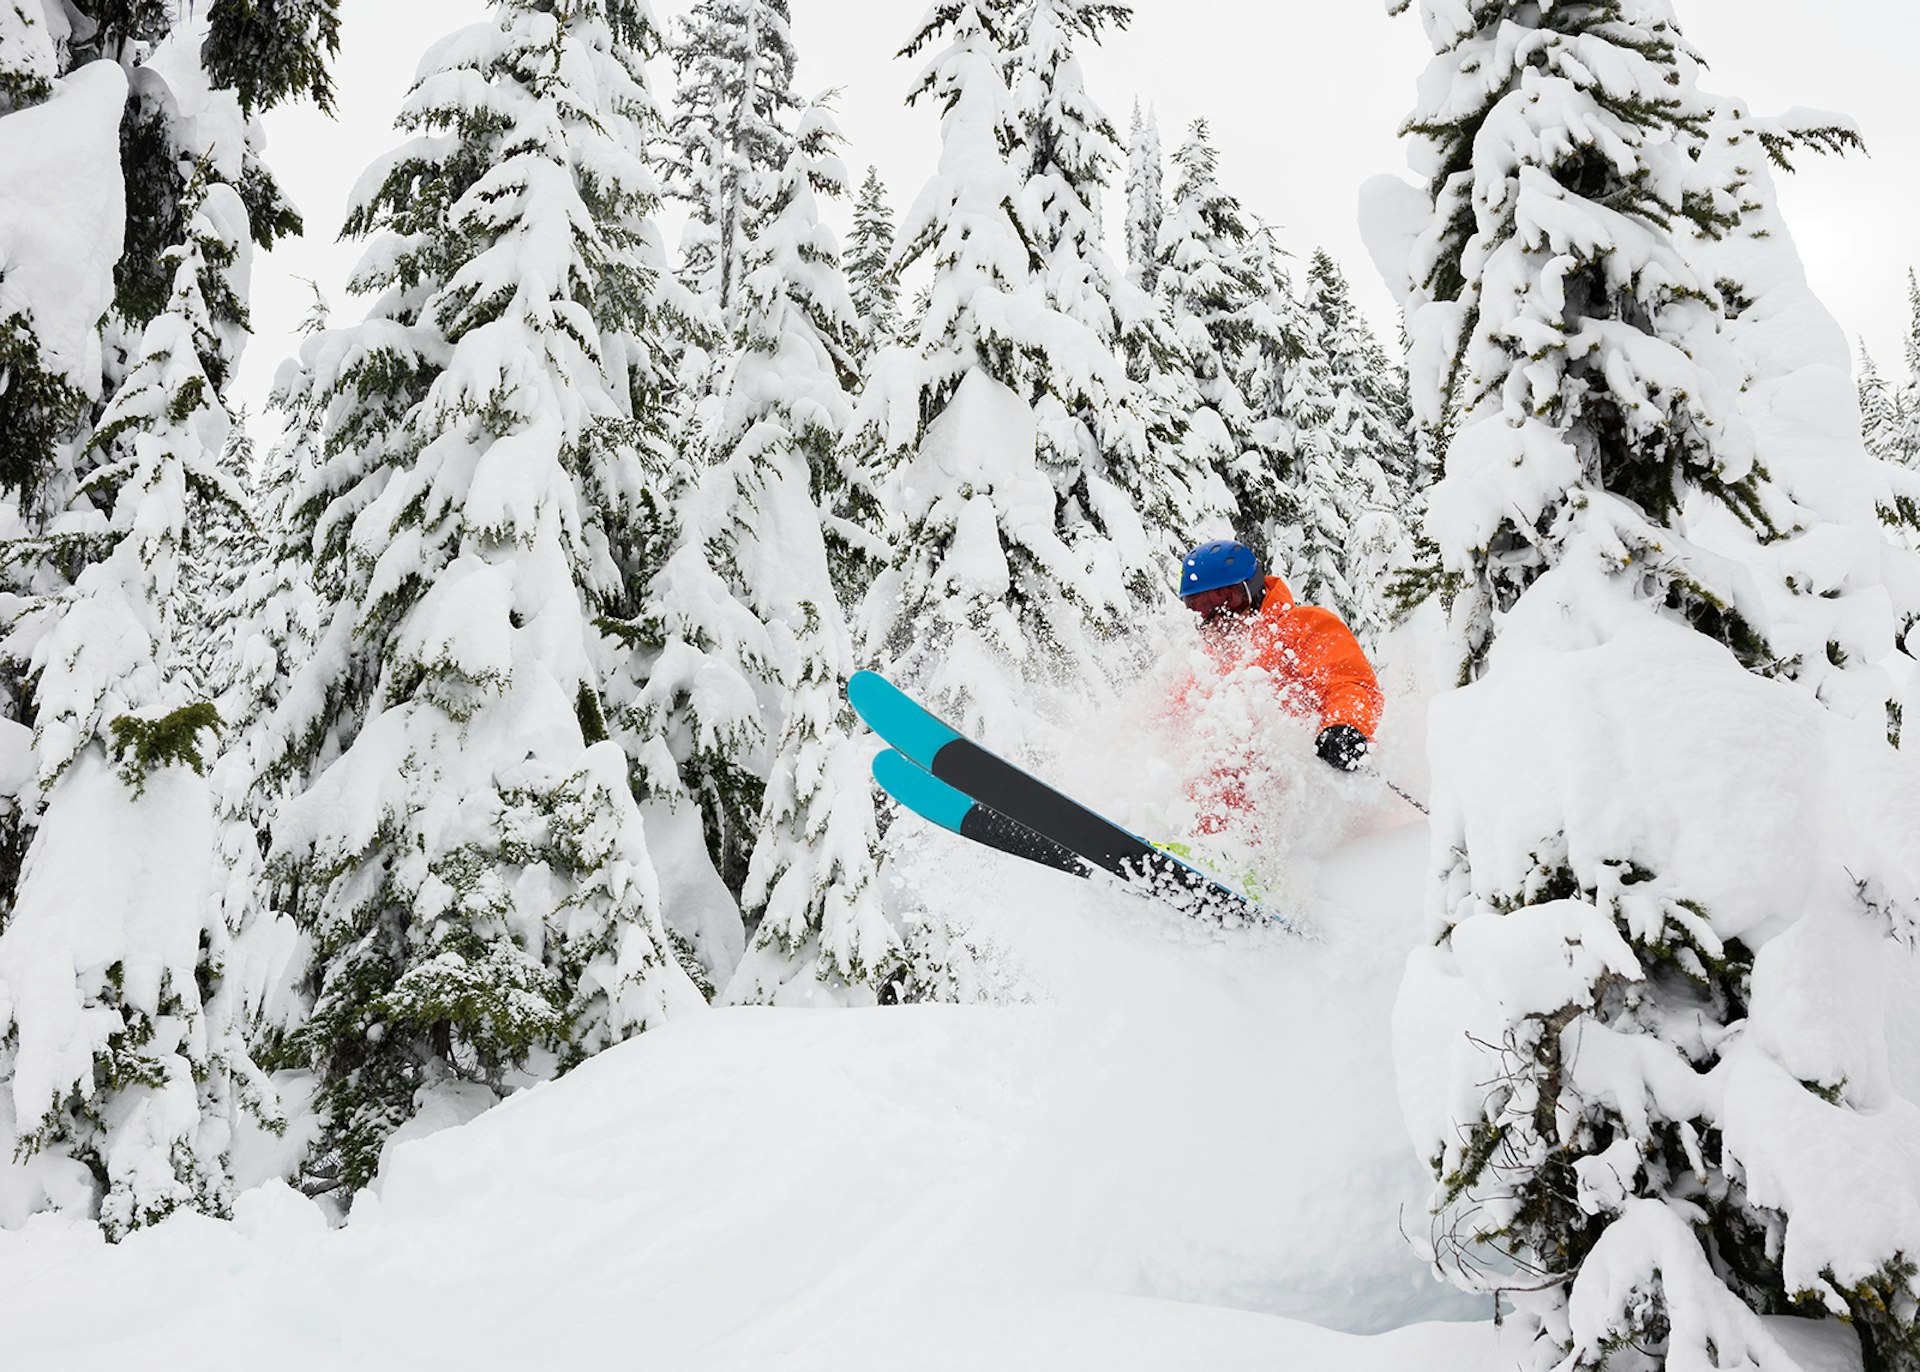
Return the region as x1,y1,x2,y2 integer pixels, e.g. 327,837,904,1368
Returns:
1892,270,1920,471
1384,2,1920,1366
1273,385,1352,618
863,0,1221,744
846,165,899,362
627,102,889,940
857,0,1098,739
616,56,876,959
1005,0,1216,590
0,0,326,669
1298,247,1414,643
853,0,1232,1000
0,173,259,1238
1116,108,1229,567
1152,121,1281,566
1305,249,1413,490
1123,100,1162,292
1240,251,1347,616
262,0,705,1194
1406,17,1813,679
662,0,799,332
180,407,259,692
0,1,58,114
617,444,778,905
1905,271,1920,415
0,2,332,1234
0,11,118,507
204,313,330,1088
1859,341,1906,466
713,107,893,1004
1690,117,1920,716
103,2,312,339
1235,236,1406,646
1872,274,1920,560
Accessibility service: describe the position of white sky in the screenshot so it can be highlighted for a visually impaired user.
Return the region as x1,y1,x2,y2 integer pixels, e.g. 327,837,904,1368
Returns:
235,0,1920,422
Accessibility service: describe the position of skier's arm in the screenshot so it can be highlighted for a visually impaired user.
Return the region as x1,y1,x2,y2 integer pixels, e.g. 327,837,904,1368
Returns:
1286,606,1384,739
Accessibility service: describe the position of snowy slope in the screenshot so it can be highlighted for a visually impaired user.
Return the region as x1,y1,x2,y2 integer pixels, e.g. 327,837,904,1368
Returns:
0,745,1509,1367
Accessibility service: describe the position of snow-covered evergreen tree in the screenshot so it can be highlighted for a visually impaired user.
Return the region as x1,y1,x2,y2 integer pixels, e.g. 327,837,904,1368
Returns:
1005,0,1217,588
662,0,798,332
1274,413,1349,615
1399,14,1824,678
858,0,1091,735
1241,259,1348,619
263,0,706,1193
0,0,325,744
630,100,889,972
1858,342,1909,467
203,316,330,1105
0,171,264,1238
0,22,118,1062
1379,2,1920,1366
860,0,1218,742
1904,270,1920,438
0,17,115,511
702,107,894,1004
0,0,305,518
1872,271,1920,472
728,598,890,1004
0,2,332,1235
1235,234,1404,646
1122,99,1162,292
1297,247,1413,643
617,452,775,907
1305,249,1413,491
1115,109,1229,570
846,164,899,362
1152,120,1282,566
181,411,257,686
113,4,312,343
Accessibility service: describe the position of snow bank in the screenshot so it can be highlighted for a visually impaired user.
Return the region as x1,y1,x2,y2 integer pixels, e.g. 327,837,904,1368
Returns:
1427,568,1920,948
0,794,1491,1365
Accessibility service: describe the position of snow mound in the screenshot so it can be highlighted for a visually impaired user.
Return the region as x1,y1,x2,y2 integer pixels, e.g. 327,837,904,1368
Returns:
0,801,1500,1365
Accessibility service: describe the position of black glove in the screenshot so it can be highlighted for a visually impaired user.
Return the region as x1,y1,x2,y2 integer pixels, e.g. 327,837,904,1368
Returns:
1315,724,1370,772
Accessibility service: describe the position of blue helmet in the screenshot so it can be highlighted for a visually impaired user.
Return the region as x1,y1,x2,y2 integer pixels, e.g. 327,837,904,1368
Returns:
1180,539,1261,597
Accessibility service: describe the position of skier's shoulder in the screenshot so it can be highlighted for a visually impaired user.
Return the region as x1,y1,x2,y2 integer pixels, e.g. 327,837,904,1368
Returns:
1284,602,1357,638
1257,577,1342,635
1259,584,1368,659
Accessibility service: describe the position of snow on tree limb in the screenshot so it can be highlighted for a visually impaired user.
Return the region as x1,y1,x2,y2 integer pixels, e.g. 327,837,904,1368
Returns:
1386,2,1920,1367
260,0,706,1193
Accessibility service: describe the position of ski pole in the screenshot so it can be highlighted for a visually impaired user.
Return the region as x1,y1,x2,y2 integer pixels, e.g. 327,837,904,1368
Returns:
1383,778,1428,816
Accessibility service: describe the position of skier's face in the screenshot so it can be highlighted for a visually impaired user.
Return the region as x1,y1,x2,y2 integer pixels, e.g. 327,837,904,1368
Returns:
1183,582,1253,626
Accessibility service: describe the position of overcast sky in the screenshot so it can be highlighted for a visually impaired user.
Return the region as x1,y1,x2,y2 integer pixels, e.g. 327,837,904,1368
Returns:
235,0,1920,423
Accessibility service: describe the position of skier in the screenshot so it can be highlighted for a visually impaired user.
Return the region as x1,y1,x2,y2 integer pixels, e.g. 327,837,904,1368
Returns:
1176,538,1383,831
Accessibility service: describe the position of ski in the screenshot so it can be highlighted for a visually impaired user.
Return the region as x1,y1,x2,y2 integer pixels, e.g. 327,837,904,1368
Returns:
871,748,1091,879
850,671,1278,927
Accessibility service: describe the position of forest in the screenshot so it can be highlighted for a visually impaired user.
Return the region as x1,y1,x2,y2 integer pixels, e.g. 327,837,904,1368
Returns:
4,2,1920,1369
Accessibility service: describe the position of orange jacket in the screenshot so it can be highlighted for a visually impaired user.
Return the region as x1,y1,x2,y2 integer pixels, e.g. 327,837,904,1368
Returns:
1187,575,1384,738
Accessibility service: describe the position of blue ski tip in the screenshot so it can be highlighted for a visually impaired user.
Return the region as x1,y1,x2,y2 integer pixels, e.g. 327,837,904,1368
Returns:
848,671,962,769
872,748,973,834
